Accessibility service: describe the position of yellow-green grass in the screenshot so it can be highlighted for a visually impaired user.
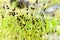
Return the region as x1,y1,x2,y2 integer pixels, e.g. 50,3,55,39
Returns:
0,0,60,40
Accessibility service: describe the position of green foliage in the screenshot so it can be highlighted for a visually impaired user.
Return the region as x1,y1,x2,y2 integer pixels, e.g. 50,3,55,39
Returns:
0,0,60,40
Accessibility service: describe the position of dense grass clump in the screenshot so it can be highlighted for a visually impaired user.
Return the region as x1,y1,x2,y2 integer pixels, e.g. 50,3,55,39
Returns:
0,0,60,40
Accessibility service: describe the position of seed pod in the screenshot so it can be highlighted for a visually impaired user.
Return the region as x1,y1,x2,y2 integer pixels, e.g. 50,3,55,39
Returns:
29,28,31,30
41,13,44,16
17,16,21,21
43,19,46,24
43,3,46,6
40,34,42,37
36,0,38,3
52,14,55,17
28,19,30,21
23,24,26,26
22,15,24,17
16,13,18,14
26,19,28,21
20,22,22,26
32,19,35,25
21,27,23,29
12,7,16,11
32,28,34,30
27,28,29,30
12,12,16,16
31,13,33,16
33,3,35,5
40,27,43,30
26,8,28,11
15,37,17,39
6,5,9,9
6,5,8,7
23,38,25,40
21,15,24,19
1,15,4,18
55,29,57,32
35,32,37,33
9,12,12,16
31,7,35,10
20,15,21,17
43,8,46,11
3,6,5,9
9,12,16,16
44,25,46,29
7,7,9,9
47,32,48,35
36,18,38,22
38,29,39,30
26,13,28,15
